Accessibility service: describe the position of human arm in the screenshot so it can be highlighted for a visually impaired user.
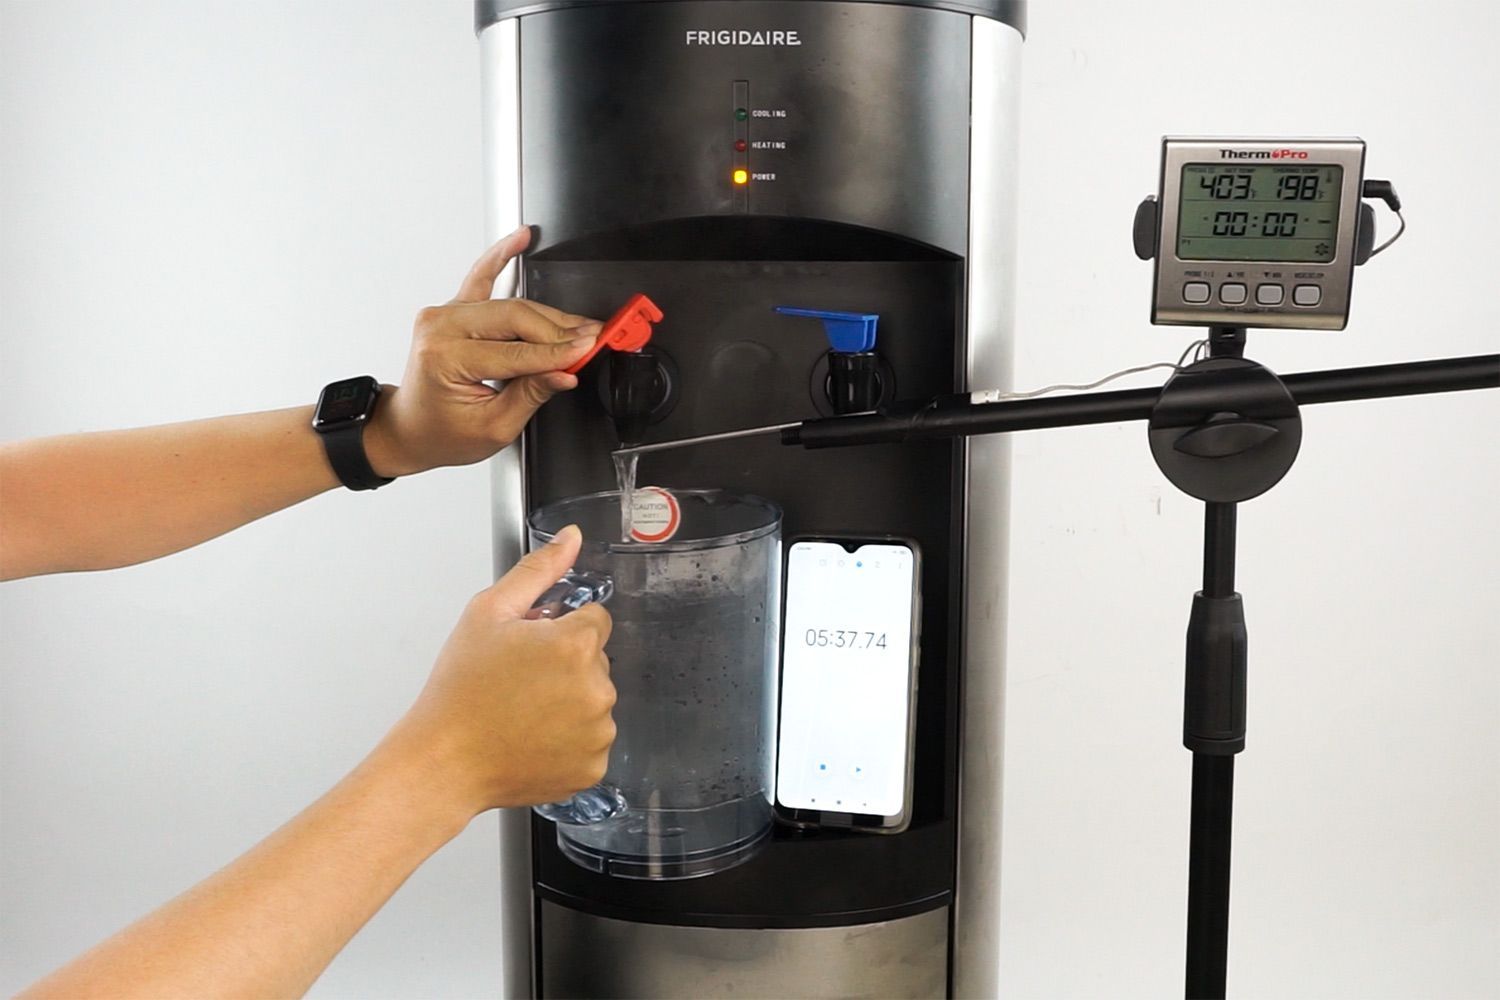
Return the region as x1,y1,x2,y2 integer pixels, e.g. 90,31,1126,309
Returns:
19,525,615,1000
0,227,601,580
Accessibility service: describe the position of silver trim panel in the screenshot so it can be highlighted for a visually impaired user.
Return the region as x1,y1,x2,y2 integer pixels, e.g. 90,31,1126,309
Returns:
479,18,533,1000
539,901,949,999
954,16,1023,1000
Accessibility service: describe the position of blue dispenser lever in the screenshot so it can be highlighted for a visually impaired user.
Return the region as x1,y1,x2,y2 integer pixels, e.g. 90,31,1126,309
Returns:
773,307,879,353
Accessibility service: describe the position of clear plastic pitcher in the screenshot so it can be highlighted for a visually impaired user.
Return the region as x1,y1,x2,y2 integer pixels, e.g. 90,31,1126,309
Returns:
527,489,781,880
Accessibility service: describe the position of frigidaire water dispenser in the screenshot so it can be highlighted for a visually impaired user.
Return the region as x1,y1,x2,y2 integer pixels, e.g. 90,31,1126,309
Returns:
477,1,1025,995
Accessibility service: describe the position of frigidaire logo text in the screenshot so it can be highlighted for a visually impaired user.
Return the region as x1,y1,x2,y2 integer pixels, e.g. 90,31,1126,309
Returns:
1220,148,1310,160
685,29,803,46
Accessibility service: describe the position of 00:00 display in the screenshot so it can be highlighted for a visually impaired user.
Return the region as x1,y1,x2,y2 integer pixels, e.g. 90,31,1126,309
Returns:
1209,210,1300,238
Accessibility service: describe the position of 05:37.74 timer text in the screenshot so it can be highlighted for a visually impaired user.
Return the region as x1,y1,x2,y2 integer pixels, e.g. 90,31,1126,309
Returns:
803,629,888,649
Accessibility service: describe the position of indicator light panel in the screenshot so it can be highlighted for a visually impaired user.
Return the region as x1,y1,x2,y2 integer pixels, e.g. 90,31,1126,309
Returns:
733,80,750,211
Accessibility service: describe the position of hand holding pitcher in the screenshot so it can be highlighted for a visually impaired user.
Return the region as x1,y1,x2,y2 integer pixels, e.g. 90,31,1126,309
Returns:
527,571,629,824
388,525,618,816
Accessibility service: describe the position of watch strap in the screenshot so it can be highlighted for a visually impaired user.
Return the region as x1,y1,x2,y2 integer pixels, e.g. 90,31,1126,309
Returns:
321,423,393,491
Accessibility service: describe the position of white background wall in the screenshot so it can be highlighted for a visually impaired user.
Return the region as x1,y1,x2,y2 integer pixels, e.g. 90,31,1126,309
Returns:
1,1,1494,997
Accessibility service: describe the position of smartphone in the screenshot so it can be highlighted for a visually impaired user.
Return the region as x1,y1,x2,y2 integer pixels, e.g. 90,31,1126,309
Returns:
775,537,921,833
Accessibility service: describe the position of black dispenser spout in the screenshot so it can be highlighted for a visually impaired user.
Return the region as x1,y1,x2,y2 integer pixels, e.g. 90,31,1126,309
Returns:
562,292,670,447
772,306,887,415
607,350,667,447
828,350,881,414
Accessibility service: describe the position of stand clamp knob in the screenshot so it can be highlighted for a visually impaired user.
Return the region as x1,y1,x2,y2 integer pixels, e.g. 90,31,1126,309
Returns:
1148,357,1302,503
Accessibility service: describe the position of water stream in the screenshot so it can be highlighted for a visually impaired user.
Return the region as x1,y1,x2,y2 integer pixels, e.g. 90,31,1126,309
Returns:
611,450,641,542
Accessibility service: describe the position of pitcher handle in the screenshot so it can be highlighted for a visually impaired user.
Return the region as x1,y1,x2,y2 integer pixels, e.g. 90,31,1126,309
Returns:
525,570,627,826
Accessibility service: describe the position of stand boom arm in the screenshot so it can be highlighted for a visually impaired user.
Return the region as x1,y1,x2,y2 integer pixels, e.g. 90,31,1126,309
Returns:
782,354,1499,448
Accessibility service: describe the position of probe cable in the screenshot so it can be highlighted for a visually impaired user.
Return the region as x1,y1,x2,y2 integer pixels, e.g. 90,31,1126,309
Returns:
984,337,1208,403
1362,179,1407,258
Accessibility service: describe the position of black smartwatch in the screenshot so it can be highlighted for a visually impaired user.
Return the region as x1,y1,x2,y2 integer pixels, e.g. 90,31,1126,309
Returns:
312,376,395,491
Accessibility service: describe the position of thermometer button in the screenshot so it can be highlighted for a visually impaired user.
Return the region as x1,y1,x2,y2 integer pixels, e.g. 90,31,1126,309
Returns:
1293,284,1323,307
1218,282,1248,305
1182,281,1211,304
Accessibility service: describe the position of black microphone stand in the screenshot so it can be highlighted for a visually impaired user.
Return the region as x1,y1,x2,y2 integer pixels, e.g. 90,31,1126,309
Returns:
780,341,1499,999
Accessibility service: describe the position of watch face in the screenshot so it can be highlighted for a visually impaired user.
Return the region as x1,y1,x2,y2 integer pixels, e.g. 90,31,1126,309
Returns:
315,376,378,429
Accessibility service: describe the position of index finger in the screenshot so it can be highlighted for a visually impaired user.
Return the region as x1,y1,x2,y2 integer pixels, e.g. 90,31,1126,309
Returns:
515,298,603,331
454,226,533,302
444,299,583,345
559,602,613,648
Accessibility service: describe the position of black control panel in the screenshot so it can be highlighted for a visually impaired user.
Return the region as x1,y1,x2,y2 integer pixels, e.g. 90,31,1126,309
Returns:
519,1,972,253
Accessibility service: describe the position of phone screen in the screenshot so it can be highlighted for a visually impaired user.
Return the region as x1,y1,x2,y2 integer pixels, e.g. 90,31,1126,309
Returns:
776,540,918,820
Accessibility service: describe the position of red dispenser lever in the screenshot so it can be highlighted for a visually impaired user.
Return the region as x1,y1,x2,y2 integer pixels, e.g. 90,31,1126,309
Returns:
563,293,664,375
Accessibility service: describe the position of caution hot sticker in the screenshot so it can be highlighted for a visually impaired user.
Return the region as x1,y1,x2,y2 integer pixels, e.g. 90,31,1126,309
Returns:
629,487,681,543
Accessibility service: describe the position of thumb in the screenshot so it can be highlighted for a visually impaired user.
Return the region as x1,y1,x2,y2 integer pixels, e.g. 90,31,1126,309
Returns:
488,524,584,619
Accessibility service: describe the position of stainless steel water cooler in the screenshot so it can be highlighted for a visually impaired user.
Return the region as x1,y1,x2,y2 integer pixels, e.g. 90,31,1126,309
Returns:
476,2,1025,996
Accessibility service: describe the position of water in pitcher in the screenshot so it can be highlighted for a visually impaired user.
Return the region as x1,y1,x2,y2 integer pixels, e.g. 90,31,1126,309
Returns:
528,490,780,879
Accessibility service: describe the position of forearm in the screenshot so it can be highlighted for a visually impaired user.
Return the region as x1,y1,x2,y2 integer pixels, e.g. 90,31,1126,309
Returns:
20,732,472,1000
0,406,350,579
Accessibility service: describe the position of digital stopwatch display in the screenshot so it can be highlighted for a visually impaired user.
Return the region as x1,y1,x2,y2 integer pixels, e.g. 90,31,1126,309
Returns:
1177,164,1343,263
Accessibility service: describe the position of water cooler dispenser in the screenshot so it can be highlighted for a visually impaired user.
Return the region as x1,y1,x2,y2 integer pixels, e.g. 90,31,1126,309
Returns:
476,1,1026,995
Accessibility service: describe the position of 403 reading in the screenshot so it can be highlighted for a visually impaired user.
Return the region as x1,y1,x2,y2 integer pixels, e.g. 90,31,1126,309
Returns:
804,629,888,650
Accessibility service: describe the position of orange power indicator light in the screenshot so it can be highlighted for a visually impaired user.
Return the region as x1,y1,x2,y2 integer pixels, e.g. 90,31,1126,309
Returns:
732,168,749,186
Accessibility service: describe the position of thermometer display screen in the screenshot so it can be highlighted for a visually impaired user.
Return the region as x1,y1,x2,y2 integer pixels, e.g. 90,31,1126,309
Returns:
1177,163,1343,262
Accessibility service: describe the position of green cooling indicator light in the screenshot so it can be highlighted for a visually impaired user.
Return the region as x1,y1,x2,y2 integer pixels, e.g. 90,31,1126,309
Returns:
735,107,748,121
